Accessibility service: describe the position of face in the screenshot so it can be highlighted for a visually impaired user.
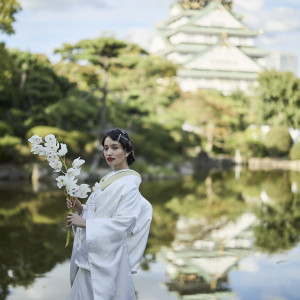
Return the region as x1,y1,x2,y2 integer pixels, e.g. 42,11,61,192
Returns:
103,137,129,171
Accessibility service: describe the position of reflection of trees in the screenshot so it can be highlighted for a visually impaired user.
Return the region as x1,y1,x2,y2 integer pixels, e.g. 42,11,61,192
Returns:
140,180,183,268
254,192,300,253
146,204,177,254
0,185,70,300
157,173,254,298
167,273,230,296
262,171,292,203
252,171,300,253
165,173,249,222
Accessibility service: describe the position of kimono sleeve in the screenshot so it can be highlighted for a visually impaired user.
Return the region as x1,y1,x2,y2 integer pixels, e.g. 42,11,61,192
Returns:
85,185,141,300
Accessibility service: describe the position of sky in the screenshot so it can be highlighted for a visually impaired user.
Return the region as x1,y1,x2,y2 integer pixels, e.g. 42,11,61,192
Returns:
1,0,300,75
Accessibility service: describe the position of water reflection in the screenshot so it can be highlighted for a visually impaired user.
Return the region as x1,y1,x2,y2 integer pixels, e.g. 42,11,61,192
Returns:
154,170,300,299
0,183,71,299
0,170,300,299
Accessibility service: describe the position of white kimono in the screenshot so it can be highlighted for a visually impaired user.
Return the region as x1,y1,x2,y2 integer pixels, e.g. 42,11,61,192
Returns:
69,170,152,300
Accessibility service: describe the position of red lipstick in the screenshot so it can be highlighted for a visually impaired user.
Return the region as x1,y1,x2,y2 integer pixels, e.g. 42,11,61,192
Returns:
107,158,115,162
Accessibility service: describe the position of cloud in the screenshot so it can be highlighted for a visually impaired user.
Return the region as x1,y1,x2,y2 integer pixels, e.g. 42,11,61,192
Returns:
238,257,260,273
124,27,155,50
234,1,300,34
19,0,110,11
234,0,264,12
263,7,300,33
233,0,300,62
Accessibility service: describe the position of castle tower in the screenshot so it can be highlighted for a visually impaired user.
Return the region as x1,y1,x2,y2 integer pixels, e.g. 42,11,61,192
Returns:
150,0,270,94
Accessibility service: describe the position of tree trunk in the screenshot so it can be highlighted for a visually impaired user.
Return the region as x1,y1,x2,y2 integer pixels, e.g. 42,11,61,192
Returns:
99,61,109,141
19,72,27,92
205,122,214,153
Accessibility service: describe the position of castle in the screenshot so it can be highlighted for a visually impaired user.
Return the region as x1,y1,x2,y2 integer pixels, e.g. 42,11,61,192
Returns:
150,0,270,94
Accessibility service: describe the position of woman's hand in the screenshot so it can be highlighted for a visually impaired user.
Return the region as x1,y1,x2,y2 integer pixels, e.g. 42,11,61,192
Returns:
66,197,83,214
66,212,86,228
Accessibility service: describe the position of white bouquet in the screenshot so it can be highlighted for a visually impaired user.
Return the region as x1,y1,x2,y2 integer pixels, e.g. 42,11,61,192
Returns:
28,134,97,247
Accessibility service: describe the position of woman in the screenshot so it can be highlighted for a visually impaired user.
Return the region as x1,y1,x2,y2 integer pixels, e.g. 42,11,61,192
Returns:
66,129,152,300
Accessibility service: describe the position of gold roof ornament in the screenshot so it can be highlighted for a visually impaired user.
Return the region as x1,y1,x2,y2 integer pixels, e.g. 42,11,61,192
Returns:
222,30,228,39
258,29,264,35
180,0,233,11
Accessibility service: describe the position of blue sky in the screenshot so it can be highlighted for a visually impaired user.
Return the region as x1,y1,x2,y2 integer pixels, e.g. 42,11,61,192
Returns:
1,0,300,75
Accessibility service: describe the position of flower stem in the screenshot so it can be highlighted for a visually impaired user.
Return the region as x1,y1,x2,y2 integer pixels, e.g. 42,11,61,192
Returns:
65,196,77,247
60,155,68,172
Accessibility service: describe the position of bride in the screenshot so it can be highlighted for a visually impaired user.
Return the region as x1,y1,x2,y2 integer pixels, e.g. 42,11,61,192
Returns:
66,128,152,300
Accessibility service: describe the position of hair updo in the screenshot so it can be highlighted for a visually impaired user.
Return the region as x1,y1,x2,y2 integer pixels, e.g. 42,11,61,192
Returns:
101,128,135,166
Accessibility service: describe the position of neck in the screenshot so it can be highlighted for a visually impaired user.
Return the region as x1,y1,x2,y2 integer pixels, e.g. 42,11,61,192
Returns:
113,162,129,172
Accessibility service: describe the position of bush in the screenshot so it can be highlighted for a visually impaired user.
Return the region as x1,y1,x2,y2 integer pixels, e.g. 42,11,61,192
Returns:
289,142,300,160
264,127,292,157
131,126,180,164
225,128,267,159
0,135,22,162
0,121,13,136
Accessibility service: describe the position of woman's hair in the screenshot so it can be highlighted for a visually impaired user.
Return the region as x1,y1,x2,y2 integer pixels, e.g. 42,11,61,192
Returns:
101,129,135,166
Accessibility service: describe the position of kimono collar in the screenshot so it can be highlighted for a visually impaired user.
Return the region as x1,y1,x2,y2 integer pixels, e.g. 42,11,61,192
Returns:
99,170,141,191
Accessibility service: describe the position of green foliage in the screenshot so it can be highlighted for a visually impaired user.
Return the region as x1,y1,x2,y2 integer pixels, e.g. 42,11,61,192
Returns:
263,126,293,157
0,120,13,136
26,126,93,159
8,35,300,165
262,171,292,203
54,37,129,64
0,43,12,91
1,50,98,147
289,142,300,160
170,90,250,154
255,70,300,128
254,192,300,253
54,36,183,163
0,135,22,161
225,127,267,159
132,125,181,164
0,0,21,35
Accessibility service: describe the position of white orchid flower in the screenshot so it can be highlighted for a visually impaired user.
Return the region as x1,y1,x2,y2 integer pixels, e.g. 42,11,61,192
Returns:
92,182,101,192
65,174,78,189
66,186,76,197
56,175,67,188
38,146,51,156
49,160,62,172
74,184,92,198
67,168,80,177
58,143,68,156
72,157,85,169
31,144,43,154
45,134,56,143
45,141,59,153
46,154,59,163
28,135,43,145
30,134,92,203
66,182,79,197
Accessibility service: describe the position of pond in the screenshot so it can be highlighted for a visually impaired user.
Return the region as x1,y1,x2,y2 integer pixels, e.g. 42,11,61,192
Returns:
0,168,300,300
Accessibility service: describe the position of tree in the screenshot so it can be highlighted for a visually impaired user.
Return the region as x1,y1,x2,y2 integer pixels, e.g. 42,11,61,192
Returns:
0,0,21,92
254,70,300,128
54,37,130,137
55,37,184,164
169,90,246,154
0,50,98,141
0,0,21,35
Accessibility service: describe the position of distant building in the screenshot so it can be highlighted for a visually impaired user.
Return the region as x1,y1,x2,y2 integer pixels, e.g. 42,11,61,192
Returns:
150,0,270,94
265,51,298,75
